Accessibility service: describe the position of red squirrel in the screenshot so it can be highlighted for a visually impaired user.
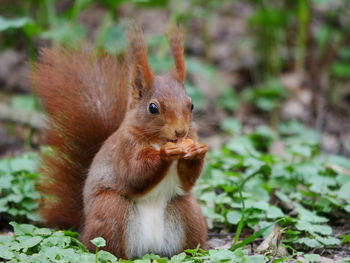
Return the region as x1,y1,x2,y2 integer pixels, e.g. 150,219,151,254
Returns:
32,24,208,259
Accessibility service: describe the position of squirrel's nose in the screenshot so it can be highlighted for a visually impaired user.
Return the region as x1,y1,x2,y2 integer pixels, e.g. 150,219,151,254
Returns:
175,129,186,138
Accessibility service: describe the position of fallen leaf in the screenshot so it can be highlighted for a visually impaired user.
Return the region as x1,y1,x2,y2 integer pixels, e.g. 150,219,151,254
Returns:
256,226,289,257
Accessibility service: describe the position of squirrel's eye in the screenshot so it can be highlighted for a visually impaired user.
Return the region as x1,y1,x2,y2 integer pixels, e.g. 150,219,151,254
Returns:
149,103,159,114
191,103,194,111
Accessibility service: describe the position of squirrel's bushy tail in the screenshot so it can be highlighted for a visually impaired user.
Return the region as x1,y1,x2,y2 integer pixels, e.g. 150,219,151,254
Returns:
32,48,129,229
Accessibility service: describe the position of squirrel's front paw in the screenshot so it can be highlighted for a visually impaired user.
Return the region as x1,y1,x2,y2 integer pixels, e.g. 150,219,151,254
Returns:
160,142,185,161
183,141,208,160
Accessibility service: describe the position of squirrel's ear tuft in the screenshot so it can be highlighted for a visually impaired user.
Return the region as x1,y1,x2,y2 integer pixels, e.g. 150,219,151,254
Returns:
126,22,153,100
166,24,186,85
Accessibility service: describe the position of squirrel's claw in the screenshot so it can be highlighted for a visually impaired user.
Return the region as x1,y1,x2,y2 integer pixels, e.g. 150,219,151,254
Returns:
160,142,185,161
183,142,208,160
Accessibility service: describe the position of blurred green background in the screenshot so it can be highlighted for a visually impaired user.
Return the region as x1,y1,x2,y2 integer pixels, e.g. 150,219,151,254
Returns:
0,0,349,157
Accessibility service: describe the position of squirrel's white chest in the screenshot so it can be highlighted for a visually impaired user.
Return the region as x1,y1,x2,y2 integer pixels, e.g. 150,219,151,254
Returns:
125,161,184,258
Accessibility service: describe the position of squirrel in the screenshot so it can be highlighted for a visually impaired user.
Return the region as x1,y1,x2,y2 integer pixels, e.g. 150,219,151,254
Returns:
32,24,208,259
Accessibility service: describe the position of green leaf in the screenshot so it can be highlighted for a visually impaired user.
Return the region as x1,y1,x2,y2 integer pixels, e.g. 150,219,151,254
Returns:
244,157,265,174
21,236,43,248
142,253,162,260
314,235,340,246
0,245,14,259
338,181,350,199
170,252,186,263
9,153,38,173
341,235,350,243
296,205,328,223
328,155,350,171
134,259,151,263
266,206,284,219
209,249,236,262
33,227,52,236
199,192,216,203
0,16,32,31
298,237,321,248
296,220,332,235
90,237,106,248
97,250,118,261
289,144,312,157
10,222,36,235
21,197,38,208
227,137,260,157
226,211,242,225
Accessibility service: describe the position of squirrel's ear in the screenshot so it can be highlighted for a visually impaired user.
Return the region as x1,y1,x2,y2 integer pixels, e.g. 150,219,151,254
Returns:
126,23,153,100
166,25,186,85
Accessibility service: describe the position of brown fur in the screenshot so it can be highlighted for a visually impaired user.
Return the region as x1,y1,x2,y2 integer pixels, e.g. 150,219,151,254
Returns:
32,48,129,228
166,25,186,84
81,189,129,258
33,24,208,258
177,159,205,192
126,23,153,98
116,140,173,197
170,194,207,249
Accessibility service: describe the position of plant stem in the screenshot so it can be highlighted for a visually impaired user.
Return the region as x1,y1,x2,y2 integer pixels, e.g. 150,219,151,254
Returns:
231,171,261,249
